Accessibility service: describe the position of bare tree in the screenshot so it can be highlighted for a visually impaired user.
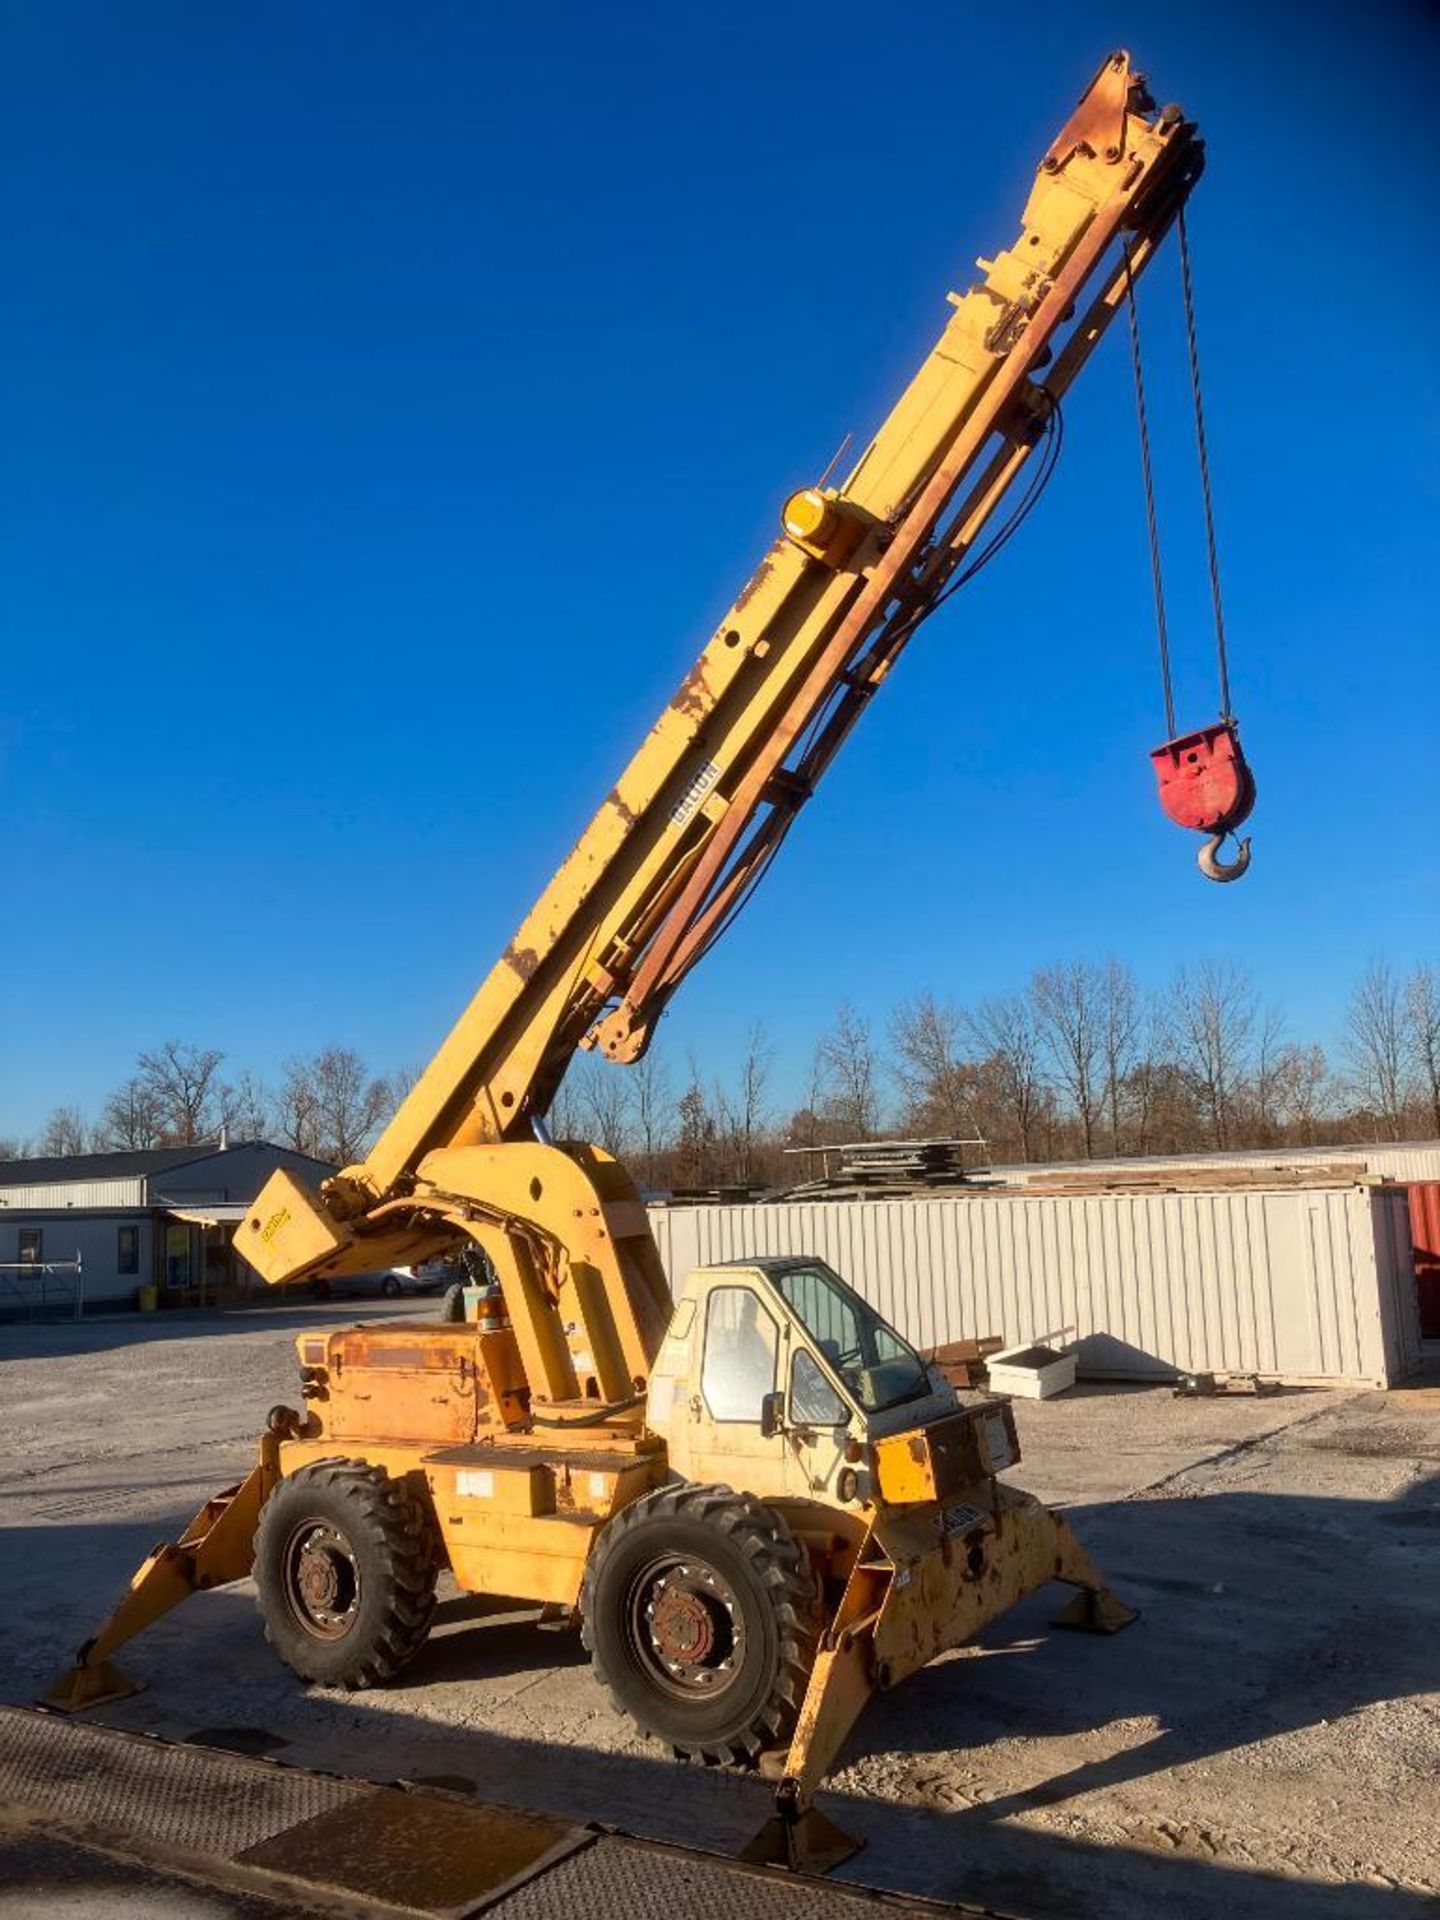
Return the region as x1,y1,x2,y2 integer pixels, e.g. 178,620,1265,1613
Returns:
218,1069,271,1141
1118,996,1174,1154
277,1047,391,1165
136,1041,226,1145
674,1055,720,1188
1344,961,1409,1140
890,993,975,1136
1165,959,1257,1149
817,1003,880,1140
628,1048,675,1189
546,1069,581,1140
1033,963,1106,1157
785,1042,833,1151
275,1057,320,1155
1269,1043,1333,1144
963,993,1045,1160
1247,1005,1289,1143
1100,960,1143,1153
714,1024,774,1183
0,1136,27,1161
386,1062,424,1112
36,1106,91,1157
1405,964,1440,1136
569,1056,631,1159
98,1075,166,1150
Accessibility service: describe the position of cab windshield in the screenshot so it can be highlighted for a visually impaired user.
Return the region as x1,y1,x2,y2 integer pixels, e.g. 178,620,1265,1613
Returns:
768,1259,930,1414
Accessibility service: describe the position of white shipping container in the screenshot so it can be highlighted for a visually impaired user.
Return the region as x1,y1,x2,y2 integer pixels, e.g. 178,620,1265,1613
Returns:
648,1184,1421,1389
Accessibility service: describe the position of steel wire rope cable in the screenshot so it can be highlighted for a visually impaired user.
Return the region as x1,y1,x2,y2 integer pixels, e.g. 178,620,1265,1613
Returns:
888,388,1066,633
1177,204,1233,722
1123,242,1176,738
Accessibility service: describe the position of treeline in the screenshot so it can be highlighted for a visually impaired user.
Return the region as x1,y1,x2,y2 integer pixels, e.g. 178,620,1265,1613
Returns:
554,956,1440,1190
5,958,1437,1188
1,1040,413,1171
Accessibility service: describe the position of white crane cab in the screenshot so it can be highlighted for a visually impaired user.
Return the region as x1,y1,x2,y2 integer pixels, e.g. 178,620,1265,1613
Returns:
646,1254,1018,1510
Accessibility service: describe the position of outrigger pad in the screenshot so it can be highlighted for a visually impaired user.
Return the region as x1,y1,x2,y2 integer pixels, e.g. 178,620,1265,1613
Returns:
1050,1586,1139,1635
43,1660,144,1714
740,1805,864,1876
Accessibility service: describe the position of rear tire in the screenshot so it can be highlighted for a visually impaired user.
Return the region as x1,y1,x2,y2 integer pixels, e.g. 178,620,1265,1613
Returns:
254,1459,438,1688
380,1274,402,1298
439,1282,466,1323
581,1484,818,1765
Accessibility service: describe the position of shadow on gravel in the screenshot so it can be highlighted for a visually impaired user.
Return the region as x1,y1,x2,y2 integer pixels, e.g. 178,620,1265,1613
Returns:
7,1471,1437,1917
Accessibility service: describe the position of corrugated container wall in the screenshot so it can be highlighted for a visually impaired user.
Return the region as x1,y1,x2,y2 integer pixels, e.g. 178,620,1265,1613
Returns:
648,1185,1421,1389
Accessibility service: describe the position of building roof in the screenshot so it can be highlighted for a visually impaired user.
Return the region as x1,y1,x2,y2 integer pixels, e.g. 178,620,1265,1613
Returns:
0,1140,333,1189
0,1144,229,1187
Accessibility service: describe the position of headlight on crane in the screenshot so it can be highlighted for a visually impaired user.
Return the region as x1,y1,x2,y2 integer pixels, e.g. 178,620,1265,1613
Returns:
780,487,869,568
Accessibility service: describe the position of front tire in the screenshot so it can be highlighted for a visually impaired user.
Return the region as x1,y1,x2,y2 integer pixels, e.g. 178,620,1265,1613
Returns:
254,1459,438,1688
581,1485,818,1765
380,1274,402,1298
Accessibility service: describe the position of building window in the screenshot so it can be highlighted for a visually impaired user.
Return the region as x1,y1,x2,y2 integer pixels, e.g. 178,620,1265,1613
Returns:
117,1226,140,1275
18,1228,42,1265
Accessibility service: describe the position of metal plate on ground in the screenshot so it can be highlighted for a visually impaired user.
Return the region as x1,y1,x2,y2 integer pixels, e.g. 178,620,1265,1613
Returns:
487,1837,941,1920
2,1707,985,1919
237,1787,587,1917
0,1708,360,1856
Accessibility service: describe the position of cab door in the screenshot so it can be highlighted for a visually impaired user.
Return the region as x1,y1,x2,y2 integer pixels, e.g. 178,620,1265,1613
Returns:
675,1278,851,1503
681,1280,789,1497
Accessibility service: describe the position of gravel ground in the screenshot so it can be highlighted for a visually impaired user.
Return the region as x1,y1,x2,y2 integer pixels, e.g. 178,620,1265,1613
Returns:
3,1303,1437,1919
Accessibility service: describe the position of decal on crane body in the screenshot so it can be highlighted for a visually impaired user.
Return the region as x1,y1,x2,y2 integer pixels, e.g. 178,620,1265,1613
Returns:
670,759,721,829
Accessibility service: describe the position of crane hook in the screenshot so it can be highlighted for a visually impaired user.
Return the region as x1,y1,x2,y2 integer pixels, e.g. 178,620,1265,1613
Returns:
1197,831,1251,884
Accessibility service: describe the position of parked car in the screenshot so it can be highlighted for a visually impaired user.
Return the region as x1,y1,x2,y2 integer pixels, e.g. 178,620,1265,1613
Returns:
305,1252,485,1305
304,1262,455,1303
381,1256,465,1297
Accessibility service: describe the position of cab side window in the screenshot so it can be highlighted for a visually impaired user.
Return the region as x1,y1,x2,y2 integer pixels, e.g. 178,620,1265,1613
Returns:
790,1348,847,1427
702,1287,778,1421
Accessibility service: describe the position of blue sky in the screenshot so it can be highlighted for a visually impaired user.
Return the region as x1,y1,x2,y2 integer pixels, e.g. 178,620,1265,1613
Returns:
3,0,1438,1138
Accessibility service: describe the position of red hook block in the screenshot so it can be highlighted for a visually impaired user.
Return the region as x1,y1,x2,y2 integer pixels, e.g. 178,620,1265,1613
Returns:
1150,721,1255,836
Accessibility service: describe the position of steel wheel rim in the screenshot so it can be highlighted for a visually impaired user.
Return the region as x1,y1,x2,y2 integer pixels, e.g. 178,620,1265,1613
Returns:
283,1519,361,1641
627,1552,743,1701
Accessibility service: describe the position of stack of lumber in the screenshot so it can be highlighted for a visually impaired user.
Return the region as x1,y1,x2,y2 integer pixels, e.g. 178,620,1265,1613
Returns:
1017,1161,1375,1197
837,1138,989,1181
927,1335,1004,1388
780,1137,995,1199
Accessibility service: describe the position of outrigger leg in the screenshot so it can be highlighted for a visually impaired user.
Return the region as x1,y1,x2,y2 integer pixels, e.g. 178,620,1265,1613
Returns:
44,1442,275,1713
744,1488,1136,1872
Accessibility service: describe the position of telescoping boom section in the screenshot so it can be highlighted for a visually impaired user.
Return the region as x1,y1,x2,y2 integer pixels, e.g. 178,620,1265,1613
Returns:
56,54,1211,1870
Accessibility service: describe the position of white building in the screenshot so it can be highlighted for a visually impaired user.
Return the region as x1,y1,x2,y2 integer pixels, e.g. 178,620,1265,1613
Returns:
0,1141,335,1311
